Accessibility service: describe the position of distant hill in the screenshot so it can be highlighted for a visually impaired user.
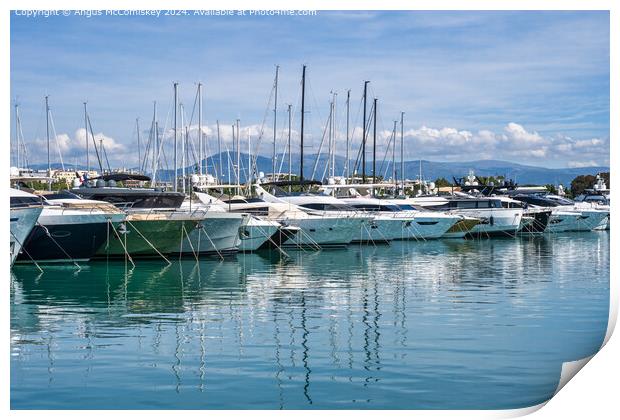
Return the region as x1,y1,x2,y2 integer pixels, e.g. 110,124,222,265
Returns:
24,155,609,186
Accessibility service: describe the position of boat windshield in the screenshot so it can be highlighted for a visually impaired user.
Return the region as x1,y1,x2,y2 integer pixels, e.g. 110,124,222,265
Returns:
350,204,402,212
301,203,355,211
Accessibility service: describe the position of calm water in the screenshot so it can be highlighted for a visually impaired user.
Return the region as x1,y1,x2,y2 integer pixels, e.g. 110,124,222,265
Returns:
11,232,609,409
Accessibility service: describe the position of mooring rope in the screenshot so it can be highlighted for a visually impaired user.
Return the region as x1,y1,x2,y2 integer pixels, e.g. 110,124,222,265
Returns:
37,222,81,269
10,231,43,272
126,220,170,265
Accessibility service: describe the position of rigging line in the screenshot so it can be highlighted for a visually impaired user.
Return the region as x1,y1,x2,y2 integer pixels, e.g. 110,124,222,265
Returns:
86,114,104,174
47,110,65,171
100,138,112,173
152,97,173,184
276,87,302,176
352,100,375,176
250,77,276,179
141,116,155,174
17,109,31,169
310,107,332,180
378,125,395,177
348,94,367,176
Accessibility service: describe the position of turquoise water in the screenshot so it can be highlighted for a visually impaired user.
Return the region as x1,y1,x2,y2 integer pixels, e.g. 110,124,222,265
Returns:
11,232,609,409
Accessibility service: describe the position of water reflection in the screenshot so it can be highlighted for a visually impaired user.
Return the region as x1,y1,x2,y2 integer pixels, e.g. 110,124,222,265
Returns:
11,232,609,409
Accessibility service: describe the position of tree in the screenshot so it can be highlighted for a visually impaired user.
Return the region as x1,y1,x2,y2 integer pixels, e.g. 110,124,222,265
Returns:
545,184,558,195
434,177,451,188
570,174,597,197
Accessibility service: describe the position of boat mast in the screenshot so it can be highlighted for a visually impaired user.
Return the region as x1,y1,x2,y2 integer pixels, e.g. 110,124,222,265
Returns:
331,92,337,179
345,89,350,181
272,65,279,178
173,82,179,192
236,118,241,193
392,120,397,190
216,119,222,181
362,81,369,183
230,123,234,184
83,102,89,172
180,103,186,194
300,65,306,186
287,103,292,193
372,97,377,186
14,102,19,169
400,112,404,194
198,82,203,176
150,101,157,182
327,94,333,180
136,118,141,173
45,95,51,190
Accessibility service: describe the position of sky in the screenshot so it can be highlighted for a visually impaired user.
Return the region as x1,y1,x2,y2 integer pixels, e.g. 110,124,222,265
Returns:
10,10,610,170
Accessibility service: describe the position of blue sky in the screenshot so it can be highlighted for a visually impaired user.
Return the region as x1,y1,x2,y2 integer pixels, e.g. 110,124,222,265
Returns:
10,10,610,169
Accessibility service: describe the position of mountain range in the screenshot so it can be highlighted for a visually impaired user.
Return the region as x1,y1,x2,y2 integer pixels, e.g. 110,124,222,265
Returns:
26,154,609,186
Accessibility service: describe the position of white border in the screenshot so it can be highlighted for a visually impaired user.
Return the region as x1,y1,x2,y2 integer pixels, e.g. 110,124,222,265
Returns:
3,1,616,418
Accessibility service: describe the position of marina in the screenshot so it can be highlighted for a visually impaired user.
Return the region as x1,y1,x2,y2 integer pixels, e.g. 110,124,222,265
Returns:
8,9,611,412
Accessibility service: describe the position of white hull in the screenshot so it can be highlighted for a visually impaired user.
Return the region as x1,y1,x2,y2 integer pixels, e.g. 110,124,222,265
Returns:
181,212,247,254
547,209,609,232
353,217,408,242
10,206,42,266
280,216,360,248
238,217,280,251
402,213,461,239
457,208,523,236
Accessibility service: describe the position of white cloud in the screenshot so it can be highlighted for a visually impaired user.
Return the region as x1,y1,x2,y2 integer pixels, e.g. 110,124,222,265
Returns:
503,122,544,144
567,160,601,168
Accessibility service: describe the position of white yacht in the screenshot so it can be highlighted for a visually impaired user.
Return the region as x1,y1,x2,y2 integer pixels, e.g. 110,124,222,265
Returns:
512,194,609,232
198,189,358,249
408,195,524,237
15,190,126,263
250,188,386,243
10,189,43,266
179,199,264,253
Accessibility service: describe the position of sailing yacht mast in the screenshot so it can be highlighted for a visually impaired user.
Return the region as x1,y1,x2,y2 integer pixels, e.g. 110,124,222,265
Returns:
362,81,369,183
327,94,333,179
345,89,350,181
198,82,203,176
272,65,279,178
216,120,222,181
180,103,186,194
150,102,158,185
300,65,306,185
372,97,377,185
45,95,51,190
236,118,241,192
400,112,404,193
173,82,179,192
14,102,20,169
392,120,397,186
287,103,292,193
136,118,141,172
83,102,89,172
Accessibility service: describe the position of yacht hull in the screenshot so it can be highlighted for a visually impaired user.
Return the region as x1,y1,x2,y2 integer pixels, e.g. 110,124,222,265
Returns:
10,206,43,266
237,218,280,252
458,209,523,237
352,217,406,243
96,218,197,258
547,209,609,232
280,216,360,248
18,215,122,263
442,218,480,238
181,213,246,254
400,214,461,240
